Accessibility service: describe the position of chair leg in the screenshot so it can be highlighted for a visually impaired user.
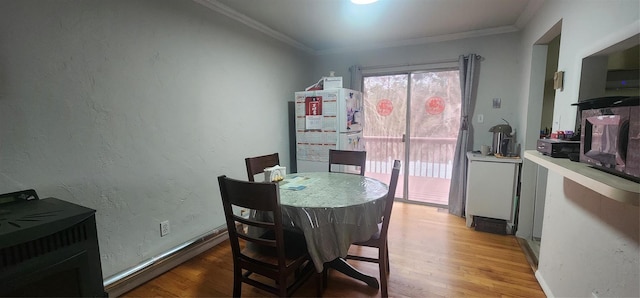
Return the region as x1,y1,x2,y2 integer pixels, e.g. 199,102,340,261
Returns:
232,270,242,297
316,271,324,297
379,247,388,298
322,267,329,289
278,275,288,297
385,241,390,273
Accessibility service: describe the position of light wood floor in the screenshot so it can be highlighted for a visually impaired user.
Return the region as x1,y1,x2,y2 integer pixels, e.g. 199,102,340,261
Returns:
122,202,544,297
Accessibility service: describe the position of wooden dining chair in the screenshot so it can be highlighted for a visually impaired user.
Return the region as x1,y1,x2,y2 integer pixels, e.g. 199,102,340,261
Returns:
245,153,280,182
345,159,401,298
217,175,323,297
328,149,366,175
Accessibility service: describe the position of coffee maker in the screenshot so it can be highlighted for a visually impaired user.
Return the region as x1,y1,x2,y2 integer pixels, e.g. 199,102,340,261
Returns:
489,119,513,156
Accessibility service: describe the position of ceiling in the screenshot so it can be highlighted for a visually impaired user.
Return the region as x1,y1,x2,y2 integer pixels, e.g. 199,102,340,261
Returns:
195,0,543,55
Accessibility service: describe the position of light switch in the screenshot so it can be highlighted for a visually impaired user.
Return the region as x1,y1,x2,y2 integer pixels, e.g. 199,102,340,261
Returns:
478,114,484,123
553,71,564,90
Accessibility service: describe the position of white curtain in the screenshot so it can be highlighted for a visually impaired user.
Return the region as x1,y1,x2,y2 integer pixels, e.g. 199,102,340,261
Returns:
349,65,363,91
448,54,479,217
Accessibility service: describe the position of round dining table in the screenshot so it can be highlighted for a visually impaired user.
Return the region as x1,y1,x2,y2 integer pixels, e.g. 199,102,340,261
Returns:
278,171,389,288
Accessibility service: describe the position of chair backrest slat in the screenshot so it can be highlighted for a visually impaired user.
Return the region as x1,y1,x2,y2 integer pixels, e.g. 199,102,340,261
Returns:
234,214,276,229
236,232,277,248
245,153,280,182
380,160,401,237
328,149,366,175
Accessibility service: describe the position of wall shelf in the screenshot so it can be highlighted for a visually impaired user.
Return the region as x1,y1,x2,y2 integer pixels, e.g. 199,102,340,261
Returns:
523,150,639,206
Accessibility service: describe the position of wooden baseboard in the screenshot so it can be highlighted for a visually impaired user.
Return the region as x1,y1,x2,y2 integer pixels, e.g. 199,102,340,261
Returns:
104,231,229,297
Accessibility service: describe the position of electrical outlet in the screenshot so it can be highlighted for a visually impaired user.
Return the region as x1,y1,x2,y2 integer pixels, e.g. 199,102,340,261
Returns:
160,220,170,237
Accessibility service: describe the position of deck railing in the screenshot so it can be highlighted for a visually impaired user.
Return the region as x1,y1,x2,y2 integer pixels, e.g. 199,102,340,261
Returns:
363,136,457,179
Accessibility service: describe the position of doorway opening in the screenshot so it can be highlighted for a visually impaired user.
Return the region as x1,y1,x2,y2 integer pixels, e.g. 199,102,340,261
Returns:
362,68,461,207
524,20,562,266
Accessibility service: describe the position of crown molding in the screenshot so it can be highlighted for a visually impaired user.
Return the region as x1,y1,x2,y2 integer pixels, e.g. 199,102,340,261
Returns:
194,0,523,56
315,26,520,56
193,0,315,55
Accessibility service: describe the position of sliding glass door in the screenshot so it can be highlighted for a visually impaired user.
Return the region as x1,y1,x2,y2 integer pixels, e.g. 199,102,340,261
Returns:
363,69,461,207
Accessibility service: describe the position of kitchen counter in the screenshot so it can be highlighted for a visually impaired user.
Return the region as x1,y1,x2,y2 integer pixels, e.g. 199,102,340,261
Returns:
523,150,639,206
467,152,523,163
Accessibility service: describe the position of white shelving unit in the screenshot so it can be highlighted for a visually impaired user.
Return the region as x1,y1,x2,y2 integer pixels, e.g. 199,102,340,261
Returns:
465,152,523,229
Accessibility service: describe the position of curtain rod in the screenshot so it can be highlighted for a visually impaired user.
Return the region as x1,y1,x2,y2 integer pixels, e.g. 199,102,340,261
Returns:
359,55,483,71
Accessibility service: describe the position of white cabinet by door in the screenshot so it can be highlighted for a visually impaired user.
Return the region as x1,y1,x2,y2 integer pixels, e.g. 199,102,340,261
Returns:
465,152,522,228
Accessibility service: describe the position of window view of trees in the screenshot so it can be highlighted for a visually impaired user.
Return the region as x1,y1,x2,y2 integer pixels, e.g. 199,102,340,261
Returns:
363,70,461,139
410,70,461,138
363,74,408,139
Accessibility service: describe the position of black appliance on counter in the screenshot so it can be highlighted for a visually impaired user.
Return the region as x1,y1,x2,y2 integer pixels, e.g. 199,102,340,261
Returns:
536,139,581,158
572,96,640,182
0,190,106,297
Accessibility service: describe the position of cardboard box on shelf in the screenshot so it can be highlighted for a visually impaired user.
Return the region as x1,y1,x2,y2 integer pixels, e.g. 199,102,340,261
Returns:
322,76,342,89
305,72,343,91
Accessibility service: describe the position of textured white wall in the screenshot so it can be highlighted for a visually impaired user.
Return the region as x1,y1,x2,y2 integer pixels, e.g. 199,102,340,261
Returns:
518,0,639,296
0,0,311,278
539,173,639,298
312,33,524,152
